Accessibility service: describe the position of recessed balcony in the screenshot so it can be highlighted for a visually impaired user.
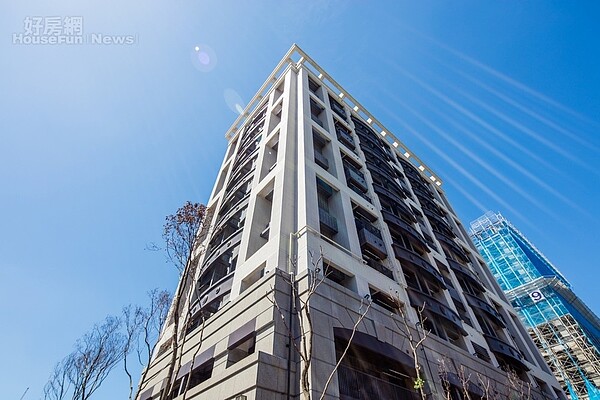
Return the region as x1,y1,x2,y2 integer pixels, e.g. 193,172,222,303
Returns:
314,151,329,170
357,223,388,260
345,167,368,193
464,293,505,328
364,258,394,280
356,127,384,148
382,210,428,250
392,244,445,289
336,126,355,150
410,183,434,202
360,140,391,161
399,160,422,179
434,232,470,263
447,259,485,292
407,287,466,335
483,334,529,371
372,182,407,203
423,208,454,237
366,159,397,180
330,97,347,119
319,207,338,235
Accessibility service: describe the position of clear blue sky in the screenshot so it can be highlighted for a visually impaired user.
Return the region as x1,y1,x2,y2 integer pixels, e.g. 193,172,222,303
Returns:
1,1,599,399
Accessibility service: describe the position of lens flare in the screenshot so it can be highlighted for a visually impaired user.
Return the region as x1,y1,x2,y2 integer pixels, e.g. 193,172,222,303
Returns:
191,44,217,72
224,89,245,115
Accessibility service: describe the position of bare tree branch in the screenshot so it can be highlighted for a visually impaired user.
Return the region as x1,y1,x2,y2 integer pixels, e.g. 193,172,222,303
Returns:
159,202,206,400
67,316,125,400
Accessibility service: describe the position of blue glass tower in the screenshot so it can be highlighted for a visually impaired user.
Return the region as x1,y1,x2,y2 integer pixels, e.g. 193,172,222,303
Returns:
470,212,600,399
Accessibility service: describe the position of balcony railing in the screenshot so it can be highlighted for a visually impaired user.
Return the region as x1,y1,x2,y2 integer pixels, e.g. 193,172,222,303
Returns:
382,210,428,250
366,159,397,179
314,151,329,170
360,140,391,161
434,232,470,263
336,127,355,149
319,207,338,234
338,365,419,400
423,208,454,236
407,288,466,335
393,244,446,289
464,293,505,328
372,182,407,204
345,166,368,192
357,225,388,260
312,113,325,128
447,259,485,292
410,182,434,202
330,98,347,119
364,257,394,280
483,334,528,371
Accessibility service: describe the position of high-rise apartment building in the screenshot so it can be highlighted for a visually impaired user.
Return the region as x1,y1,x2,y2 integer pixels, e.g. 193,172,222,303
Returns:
470,212,600,399
136,45,564,400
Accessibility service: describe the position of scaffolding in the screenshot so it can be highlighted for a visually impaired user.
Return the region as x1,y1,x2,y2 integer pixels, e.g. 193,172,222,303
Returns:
470,212,600,399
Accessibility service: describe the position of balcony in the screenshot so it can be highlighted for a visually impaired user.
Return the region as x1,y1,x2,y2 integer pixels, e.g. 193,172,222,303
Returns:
407,288,466,335
434,232,470,263
365,160,397,180
330,97,347,119
483,334,529,371
393,244,446,289
319,208,338,235
345,167,368,192
336,126,355,149
197,255,232,296
349,184,372,203
360,141,391,161
464,293,505,328
418,195,445,217
357,223,387,260
364,258,394,280
372,182,407,204
410,182,434,202
203,229,243,270
447,259,485,292
423,208,454,237
372,183,405,207
314,151,329,170
399,159,421,179
356,128,384,148
382,210,428,250
338,365,419,400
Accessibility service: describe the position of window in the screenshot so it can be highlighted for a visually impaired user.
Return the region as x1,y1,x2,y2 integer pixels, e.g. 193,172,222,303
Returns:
370,288,400,314
227,320,257,367
324,261,355,292
227,334,255,367
187,359,214,389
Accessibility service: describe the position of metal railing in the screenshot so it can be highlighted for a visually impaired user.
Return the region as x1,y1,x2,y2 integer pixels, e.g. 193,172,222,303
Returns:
338,365,419,400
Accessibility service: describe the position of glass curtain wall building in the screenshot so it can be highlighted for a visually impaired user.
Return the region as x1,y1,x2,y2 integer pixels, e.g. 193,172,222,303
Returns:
470,212,600,399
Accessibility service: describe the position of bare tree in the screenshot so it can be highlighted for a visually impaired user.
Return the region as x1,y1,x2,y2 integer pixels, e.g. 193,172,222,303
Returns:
160,201,206,400
388,293,431,400
318,298,371,400
438,357,454,400
505,368,532,400
122,305,144,400
43,359,72,400
136,289,172,394
270,250,372,400
180,315,207,400
476,372,496,400
67,316,125,400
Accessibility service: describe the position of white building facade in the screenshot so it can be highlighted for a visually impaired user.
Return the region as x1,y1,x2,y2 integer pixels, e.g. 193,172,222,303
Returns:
136,45,565,400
